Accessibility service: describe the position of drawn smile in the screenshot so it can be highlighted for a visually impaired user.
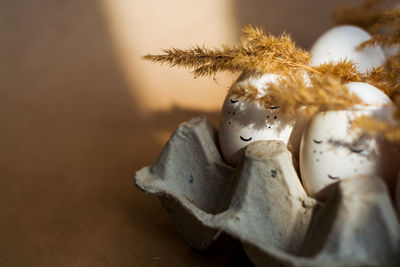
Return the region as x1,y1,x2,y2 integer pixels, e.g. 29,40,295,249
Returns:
327,174,340,180
240,136,252,142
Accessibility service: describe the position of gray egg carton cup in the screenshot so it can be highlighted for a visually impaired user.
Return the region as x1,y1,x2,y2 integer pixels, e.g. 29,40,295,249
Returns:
134,116,400,266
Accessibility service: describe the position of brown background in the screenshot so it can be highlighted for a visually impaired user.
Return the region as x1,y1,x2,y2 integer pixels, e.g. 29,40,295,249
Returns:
1,0,397,266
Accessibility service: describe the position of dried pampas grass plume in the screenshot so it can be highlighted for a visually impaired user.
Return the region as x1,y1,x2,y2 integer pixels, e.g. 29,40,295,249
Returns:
365,61,400,98
229,71,365,117
267,73,365,116
143,24,370,85
229,80,262,104
143,25,311,77
313,59,362,83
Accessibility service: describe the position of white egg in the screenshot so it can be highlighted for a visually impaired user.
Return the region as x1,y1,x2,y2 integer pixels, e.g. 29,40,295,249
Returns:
218,73,305,166
309,25,386,74
300,82,395,200
347,82,393,111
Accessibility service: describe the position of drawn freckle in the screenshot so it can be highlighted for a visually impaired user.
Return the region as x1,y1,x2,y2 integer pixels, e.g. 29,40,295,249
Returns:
320,152,322,154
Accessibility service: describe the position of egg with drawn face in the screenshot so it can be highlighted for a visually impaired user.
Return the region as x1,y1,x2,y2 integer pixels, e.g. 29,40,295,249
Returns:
219,73,303,166
300,110,380,199
309,25,386,74
300,82,394,200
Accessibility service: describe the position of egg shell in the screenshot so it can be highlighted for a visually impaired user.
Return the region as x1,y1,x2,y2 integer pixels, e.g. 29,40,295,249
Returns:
300,110,378,199
300,82,395,200
309,25,386,74
347,82,393,111
218,73,305,166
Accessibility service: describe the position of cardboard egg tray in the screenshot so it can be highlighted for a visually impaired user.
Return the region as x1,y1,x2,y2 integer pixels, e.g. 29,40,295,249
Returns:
134,116,400,266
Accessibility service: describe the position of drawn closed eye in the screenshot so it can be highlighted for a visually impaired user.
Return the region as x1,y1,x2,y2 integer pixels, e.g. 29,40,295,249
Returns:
328,174,340,180
350,147,364,153
240,136,252,142
267,106,280,109
313,139,322,144
230,99,239,103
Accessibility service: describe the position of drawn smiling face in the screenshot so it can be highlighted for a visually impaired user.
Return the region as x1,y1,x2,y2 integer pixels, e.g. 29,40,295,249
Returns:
218,74,297,166
300,110,379,200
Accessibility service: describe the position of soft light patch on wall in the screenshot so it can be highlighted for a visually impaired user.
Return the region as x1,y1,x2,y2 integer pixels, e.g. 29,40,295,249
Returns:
100,0,239,112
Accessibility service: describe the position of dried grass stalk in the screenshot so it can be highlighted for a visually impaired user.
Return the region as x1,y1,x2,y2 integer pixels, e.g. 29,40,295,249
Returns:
143,24,372,85
143,25,311,77
365,60,400,98
269,73,366,116
229,81,261,104
229,71,364,117
313,59,362,83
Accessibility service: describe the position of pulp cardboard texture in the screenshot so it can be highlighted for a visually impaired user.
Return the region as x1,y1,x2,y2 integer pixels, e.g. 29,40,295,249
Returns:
134,116,400,266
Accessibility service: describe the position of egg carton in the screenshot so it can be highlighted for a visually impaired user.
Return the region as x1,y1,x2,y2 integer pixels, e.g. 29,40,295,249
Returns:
134,116,400,266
